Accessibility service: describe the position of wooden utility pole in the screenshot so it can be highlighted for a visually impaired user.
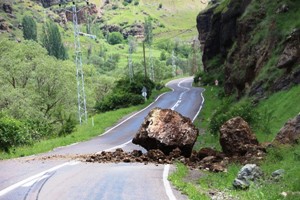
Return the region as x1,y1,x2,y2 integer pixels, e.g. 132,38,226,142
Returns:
143,42,147,78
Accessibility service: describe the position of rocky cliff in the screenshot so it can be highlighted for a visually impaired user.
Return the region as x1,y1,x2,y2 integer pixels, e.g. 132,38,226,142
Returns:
197,0,300,98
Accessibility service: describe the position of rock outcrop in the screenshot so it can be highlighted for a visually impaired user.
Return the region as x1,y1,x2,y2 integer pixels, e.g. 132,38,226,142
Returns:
273,114,300,145
132,107,199,157
219,117,262,156
197,0,300,98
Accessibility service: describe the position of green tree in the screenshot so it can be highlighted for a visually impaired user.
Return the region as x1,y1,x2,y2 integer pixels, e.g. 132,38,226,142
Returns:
41,21,68,60
144,17,153,46
22,15,37,41
108,32,124,45
0,39,76,140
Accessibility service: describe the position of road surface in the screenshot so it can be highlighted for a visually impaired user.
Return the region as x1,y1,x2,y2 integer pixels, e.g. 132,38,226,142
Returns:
0,77,204,200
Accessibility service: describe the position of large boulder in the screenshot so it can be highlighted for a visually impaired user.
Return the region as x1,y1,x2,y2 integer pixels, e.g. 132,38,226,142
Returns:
132,108,199,157
273,114,300,145
219,117,259,156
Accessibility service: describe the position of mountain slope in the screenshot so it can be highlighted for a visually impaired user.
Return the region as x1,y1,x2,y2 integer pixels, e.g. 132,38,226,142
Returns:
197,0,300,99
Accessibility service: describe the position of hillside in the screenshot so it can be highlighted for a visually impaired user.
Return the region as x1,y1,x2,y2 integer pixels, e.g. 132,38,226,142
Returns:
196,0,300,99
0,0,207,153
169,0,300,199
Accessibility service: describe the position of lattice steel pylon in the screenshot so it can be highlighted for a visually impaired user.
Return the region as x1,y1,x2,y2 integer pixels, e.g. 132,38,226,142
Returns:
72,5,87,124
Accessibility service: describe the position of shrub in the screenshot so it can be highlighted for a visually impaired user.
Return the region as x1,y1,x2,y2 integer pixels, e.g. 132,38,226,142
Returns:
209,100,259,135
95,92,144,112
134,0,139,5
108,32,124,45
95,74,155,112
0,116,31,152
58,116,77,136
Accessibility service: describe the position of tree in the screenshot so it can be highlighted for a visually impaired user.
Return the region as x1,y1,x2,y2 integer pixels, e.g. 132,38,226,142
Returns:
22,15,37,41
41,21,68,60
108,32,124,45
0,39,76,139
144,17,153,46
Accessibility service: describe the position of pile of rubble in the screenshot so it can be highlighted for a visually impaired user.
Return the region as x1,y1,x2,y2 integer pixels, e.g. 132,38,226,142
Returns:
85,108,270,172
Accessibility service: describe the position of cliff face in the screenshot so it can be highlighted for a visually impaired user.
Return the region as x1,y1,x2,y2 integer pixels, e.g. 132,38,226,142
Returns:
197,0,300,98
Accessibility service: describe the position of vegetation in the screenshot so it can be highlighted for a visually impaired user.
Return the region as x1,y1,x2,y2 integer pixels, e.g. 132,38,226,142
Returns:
95,74,155,112
41,20,68,60
108,31,124,45
171,82,300,199
22,15,37,41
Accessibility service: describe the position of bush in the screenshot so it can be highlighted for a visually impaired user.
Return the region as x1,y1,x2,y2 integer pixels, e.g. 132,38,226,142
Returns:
134,0,139,5
95,92,144,112
209,100,259,135
58,116,77,136
194,71,222,86
95,74,155,112
0,116,31,152
108,32,124,45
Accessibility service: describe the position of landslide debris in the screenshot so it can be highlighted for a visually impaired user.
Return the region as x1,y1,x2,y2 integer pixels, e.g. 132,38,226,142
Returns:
84,117,266,172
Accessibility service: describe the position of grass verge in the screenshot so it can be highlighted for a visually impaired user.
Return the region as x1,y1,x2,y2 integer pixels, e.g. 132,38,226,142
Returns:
169,163,209,200
0,86,170,160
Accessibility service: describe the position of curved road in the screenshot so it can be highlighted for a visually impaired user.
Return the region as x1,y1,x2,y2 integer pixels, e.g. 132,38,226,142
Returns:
0,77,204,200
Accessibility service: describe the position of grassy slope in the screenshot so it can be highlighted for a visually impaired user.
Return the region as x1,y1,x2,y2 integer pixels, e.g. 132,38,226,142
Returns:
0,0,207,77
170,84,300,199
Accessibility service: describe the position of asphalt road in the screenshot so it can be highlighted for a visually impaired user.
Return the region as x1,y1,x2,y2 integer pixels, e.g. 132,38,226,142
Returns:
0,77,204,200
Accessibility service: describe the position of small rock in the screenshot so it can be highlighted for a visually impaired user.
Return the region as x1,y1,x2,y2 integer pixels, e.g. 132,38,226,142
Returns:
233,164,263,189
272,169,285,177
281,192,288,197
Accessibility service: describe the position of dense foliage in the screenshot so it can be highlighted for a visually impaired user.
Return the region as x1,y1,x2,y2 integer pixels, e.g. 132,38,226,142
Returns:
95,74,155,112
22,15,37,41
108,32,124,45
0,39,76,151
209,99,259,135
41,21,68,60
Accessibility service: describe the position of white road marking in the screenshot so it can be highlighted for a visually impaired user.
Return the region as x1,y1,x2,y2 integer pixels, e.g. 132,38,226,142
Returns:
22,174,50,187
171,79,191,110
192,88,205,122
0,161,79,196
163,164,177,200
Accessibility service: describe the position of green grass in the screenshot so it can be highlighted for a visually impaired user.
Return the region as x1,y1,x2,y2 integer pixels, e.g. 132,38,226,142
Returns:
198,145,300,200
255,84,300,142
172,82,300,200
0,86,171,160
169,163,209,200
193,86,223,151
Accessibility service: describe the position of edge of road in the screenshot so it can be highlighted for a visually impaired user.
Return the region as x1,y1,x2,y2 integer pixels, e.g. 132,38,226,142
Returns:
1,77,206,200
